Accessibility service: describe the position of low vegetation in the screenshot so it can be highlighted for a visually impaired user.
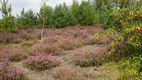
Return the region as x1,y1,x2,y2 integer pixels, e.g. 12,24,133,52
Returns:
23,54,61,71
0,59,27,80
0,47,27,62
0,0,142,80
52,65,82,80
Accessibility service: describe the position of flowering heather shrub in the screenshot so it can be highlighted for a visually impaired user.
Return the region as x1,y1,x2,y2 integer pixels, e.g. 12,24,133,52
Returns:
73,49,94,67
32,36,63,55
90,46,111,66
23,54,61,70
57,37,83,50
0,32,21,43
32,36,83,55
44,45,63,55
0,47,27,62
52,65,82,80
18,28,41,40
73,46,111,67
0,59,27,80
32,43,45,54
60,27,103,38
32,42,62,55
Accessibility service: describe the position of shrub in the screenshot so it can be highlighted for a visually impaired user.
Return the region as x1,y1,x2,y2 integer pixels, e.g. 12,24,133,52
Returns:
33,43,62,55
88,28,118,44
57,37,83,50
52,65,82,80
23,54,61,70
0,32,21,43
73,49,94,67
0,59,27,80
73,46,111,67
117,57,142,80
32,37,63,55
106,8,142,29
33,36,83,53
44,45,63,55
0,47,27,62
109,25,142,60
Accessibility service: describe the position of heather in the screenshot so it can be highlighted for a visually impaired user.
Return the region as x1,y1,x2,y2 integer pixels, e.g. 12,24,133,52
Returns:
73,45,111,67
23,54,61,70
0,47,27,62
52,65,83,80
0,0,142,80
0,59,27,80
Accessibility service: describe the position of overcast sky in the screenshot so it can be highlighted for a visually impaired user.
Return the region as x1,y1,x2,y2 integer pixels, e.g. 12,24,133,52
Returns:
0,0,84,18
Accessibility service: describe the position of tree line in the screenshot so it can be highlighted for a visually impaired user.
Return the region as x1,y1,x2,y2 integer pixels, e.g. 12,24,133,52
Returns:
0,0,142,32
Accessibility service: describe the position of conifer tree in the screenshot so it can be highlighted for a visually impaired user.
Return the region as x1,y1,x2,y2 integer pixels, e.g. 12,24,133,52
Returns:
0,0,15,32
78,1,95,25
0,0,11,18
71,0,79,23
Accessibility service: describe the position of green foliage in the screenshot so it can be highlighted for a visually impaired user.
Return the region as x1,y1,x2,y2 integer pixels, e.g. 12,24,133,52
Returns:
78,1,95,25
106,8,142,29
94,0,112,10
108,10,142,76
0,0,11,17
38,5,52,27
38,3,77,28
0,16,16,32
17,9,38,28
71,0,79,23
49,3,77,28
0,0,16,32
0,0,142,32
117,56,142,80
93,0,114,28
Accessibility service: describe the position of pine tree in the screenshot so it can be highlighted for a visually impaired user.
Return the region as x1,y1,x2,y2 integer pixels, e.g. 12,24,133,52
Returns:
78,1,95,25
0,0,11,18
71,0,79,23
0,0,15,32
17,9,37,28
51,3,77,28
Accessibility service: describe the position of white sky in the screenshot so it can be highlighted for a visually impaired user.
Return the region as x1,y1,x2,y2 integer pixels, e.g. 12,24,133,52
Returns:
0,0,84,18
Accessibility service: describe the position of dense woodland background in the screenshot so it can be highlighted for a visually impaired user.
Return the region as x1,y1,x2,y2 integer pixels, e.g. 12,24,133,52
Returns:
0,0,141,31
